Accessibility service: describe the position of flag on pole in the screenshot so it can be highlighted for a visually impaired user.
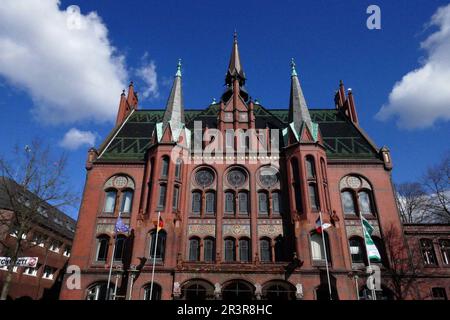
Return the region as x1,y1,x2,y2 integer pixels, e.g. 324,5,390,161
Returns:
315,216,332,234
154,215,164,232
361,216,381,262
115,216,130,233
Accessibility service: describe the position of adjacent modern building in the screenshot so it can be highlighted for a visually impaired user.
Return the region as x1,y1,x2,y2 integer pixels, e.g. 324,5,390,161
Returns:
59,35,449,300
0,178,76,300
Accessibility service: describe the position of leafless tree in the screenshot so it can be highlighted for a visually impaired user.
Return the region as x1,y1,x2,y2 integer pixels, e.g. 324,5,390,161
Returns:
395,182,430,223
0,140,79,300
381,224,423,300
422,151,450,223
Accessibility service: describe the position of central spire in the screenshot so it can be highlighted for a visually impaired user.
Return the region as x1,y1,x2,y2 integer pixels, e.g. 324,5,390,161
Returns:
225,31,246,86
162,59,185,128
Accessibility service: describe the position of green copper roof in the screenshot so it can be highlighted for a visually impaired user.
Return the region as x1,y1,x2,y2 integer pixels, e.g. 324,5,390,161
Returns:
97,104,380,162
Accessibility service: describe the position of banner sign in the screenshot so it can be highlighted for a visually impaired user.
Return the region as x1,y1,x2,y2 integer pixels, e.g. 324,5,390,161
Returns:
0,257,39,267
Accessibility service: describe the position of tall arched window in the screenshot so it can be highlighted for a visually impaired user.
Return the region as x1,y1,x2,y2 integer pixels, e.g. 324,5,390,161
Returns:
272,192,281,215
191,191,202,215
157,184,167,209
144,283,162,300
96,235,109,262
161,156,170,178
291,158,302,211
310,232,331,262
260,238,272,262
306,156,316,179
341,190,356,215
189,237,200,262
205,191,215,215
420,239,437,265
204,237,215,262
258,192,269,215
224,237,236,262
175,159,183,180
114,235,127,262
349,237,366,264
172,185,180,210
225,192,235,215
239,238,251,262
308,184,319,211
149,230,166,261
103,190,117,213
120,190,133,213
238,191,249,214
439,239,450,265
358,190,373,215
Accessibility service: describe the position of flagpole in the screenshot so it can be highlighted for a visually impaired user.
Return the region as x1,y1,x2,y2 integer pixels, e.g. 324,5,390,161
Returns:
149,211,161,301
106,211,121,300
359,210,376,300
319,211,333,300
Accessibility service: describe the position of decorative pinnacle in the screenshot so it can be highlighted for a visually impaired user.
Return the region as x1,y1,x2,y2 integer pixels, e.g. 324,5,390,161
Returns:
291,58,297,77
233,29,237,43
175,58,182,77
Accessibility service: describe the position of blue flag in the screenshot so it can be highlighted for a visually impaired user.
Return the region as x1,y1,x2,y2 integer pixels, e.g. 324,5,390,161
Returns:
115,216,130,233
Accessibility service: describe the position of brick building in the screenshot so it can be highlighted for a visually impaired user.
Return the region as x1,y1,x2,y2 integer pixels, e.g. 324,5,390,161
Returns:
0,178,76,300
60,35,419,300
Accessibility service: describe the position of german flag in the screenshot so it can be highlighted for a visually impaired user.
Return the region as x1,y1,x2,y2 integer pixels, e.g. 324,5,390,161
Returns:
154,213,164,232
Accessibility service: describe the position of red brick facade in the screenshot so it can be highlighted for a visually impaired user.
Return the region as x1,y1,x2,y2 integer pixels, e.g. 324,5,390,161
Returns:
60,36,422,300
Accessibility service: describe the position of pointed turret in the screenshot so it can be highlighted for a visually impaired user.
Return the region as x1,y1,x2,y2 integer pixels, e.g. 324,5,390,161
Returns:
155,59,190,145
283,59,319,144
225,31,246,86
288,58,312,133
162,59,185,129
126,81,138,108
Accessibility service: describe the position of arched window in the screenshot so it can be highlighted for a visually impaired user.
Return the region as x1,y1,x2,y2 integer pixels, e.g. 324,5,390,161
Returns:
144,283,162,300
420,239,437,265
349,237,366,264
308,184,319,211
439,239,450,265
191,191,202,214
358,190,373,215
225,192,235,215
157,184,167,209
172,185,180,210
260,238,272,262
263,282,296,300
274,235,284,262
222,281,254,300
120,190,133,213
183,284,207,301
291,158,302,211
96,235,109,262
114,235,127,262
161,156,170,178
205,191,215,215
306,156,316,179
103,190,117,213
238,191,249,214
258,192,269,215
224,237,236,262
86,282,113,300
310,232,331,262
189,237,200,262
204,237,215,262
175,159,183,180
341,190,356,215
149,230,166,261
272,192,281,215
239,238,251,262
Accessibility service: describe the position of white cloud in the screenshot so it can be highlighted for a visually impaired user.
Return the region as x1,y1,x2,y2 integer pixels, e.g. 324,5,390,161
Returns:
0,0,127,125
60,128,97,150
376,4,450,129
135,53,159,99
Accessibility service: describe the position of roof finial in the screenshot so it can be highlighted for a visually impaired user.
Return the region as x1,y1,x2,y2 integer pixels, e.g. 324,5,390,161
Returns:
175,58,182,77
233,29,237,43
291,58,297,77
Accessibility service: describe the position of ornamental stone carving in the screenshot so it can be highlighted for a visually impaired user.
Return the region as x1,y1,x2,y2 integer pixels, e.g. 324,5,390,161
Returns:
104,175,135,190
340,175,371,190
223,224,250,237
257,224,283,238
96,224,114,234
188,224,216,237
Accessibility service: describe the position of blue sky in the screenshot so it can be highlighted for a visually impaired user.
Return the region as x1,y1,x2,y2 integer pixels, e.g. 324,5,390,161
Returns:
1,0,449,218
